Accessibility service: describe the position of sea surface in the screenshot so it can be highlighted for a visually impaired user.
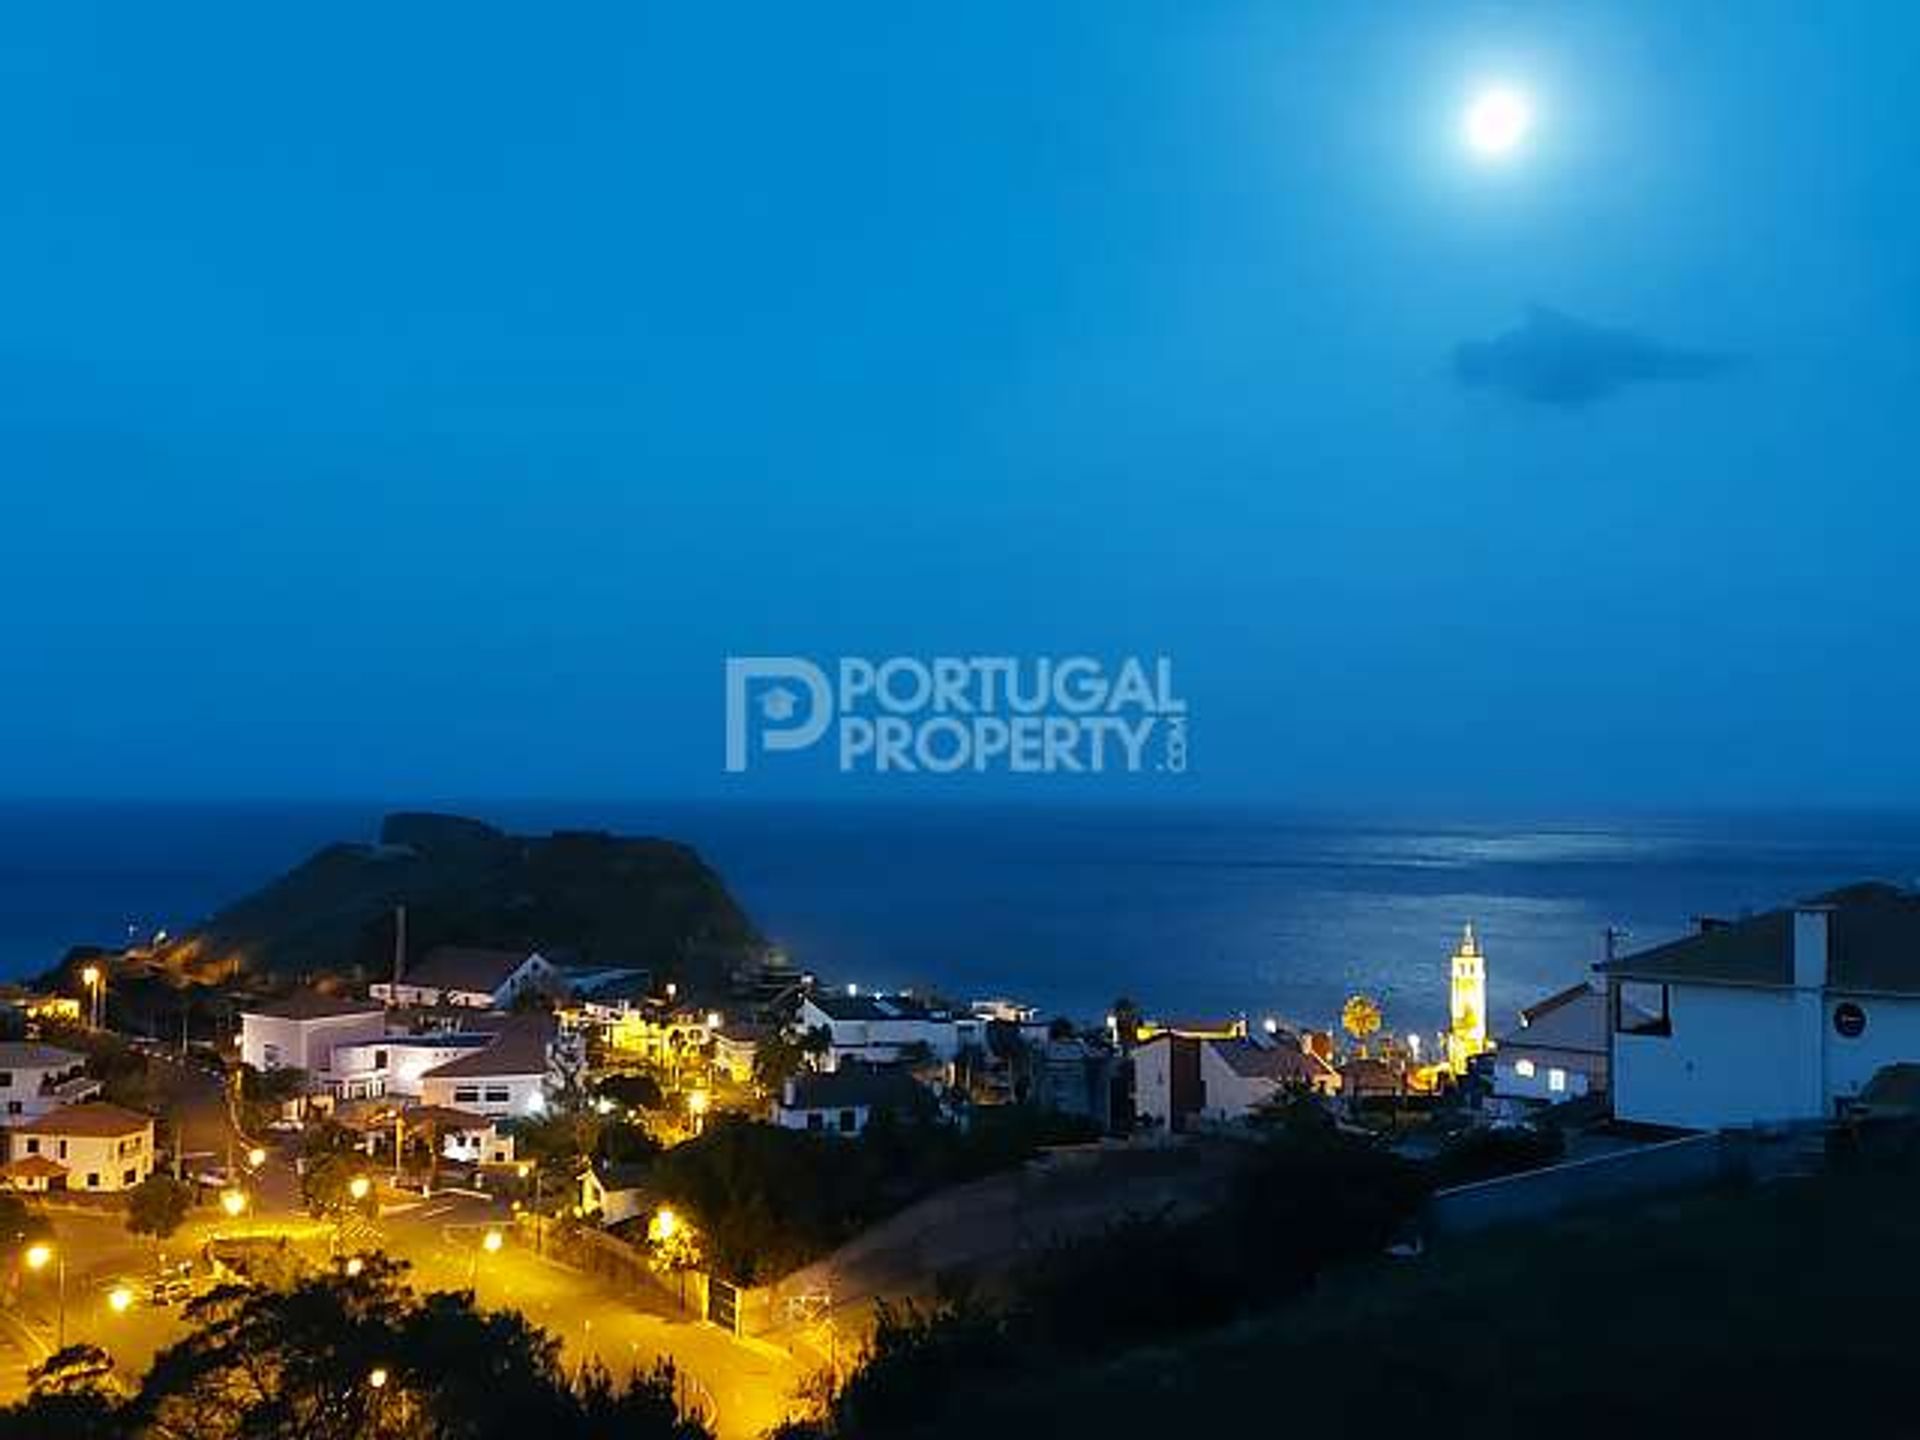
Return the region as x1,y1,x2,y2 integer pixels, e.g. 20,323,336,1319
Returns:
4,801,1920,1042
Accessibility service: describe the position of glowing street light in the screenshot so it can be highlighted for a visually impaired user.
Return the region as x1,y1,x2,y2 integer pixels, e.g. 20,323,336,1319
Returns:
80,965,103,1030
220,1188,249,1218
24,1243,66,1347
650,1207,679,1243
368,1367,389,1390
348,1175,371,1202
246,1146,267,1169
481,1229,503,1254
345,1256,365,1277
107,1286,133,1314
705,1011,723,1030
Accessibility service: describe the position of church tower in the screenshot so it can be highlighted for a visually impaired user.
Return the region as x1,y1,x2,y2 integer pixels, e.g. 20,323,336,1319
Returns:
1447,922,1488,1075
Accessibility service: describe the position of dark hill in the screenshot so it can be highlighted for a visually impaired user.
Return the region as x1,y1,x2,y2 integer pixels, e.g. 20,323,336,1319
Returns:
142,812,761,989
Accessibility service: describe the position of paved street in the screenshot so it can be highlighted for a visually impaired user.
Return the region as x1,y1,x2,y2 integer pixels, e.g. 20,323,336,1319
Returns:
0,1134,803,1438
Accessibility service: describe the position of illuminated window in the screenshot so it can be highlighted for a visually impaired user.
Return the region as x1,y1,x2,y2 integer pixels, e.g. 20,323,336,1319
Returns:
1548,1068,1567,1093
1514,1059,1535,1078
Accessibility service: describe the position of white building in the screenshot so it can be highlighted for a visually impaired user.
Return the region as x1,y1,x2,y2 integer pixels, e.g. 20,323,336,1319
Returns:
238,994,388,1091
1600,883,1920,1131
418,1018,555,1119
329,1033,495,1101
1492,982,1635,1106
580,1159,650,1225
797,993,986,1072
5,1102,154,1193
772,1065,930,1136
1133,1031,1339,1131
371,948,561,1010
0,1043,97,1123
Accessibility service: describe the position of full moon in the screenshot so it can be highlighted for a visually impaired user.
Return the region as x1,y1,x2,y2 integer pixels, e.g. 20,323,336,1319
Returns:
1463,85,1533,158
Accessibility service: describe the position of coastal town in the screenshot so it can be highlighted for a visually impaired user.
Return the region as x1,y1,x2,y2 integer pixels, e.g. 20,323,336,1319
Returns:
5,856,1920,1435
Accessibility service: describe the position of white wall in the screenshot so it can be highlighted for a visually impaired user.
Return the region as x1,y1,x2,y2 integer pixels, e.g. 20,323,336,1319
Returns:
1821,992,1920,1105
240,1012,387,1082
1614,984,1820,1129
420,1070,546,1119
1493,1049,1597,1102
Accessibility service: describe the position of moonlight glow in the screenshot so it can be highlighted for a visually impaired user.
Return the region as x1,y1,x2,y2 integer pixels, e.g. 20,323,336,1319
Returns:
1463,86,1533,158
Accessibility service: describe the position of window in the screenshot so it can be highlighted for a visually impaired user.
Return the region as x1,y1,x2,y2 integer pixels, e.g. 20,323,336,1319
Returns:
375,1049,388,1068
0,1072,12,1088
806,1113,824,1131
1514,1059,1536,1079
6,1102,19,1116
1616,981,1673,1037
484,1087,510,1103
122,1168,137,1185
263,1044,282,1068
56,1141,67,1160
1548,1068,1567,1093
24,1138,38,1155
453,1086,480,1104
86,1173,99,1189
838,1109,858,1133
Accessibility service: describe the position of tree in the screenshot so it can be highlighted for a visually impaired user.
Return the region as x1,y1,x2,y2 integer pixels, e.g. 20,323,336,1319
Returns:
126,1174,194,1252
1341,994,1383,1052
0,1345,123,1440
750,1026,827,1096
117,1254,711,1440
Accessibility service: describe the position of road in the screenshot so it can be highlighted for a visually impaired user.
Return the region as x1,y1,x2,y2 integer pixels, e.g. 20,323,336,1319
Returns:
0,1076,804,1439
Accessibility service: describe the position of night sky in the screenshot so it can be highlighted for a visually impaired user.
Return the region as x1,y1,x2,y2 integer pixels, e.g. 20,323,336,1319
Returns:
3,3,1914,805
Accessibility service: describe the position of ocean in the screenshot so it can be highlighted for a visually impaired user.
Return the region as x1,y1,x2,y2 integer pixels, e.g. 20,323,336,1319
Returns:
5,801,1920,1042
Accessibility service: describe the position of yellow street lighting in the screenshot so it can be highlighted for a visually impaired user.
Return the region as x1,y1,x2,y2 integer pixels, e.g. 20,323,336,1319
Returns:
348,1175,371,1202
706,1010,723,1030
650,1207,679,1243
24,1242,51,1271
368,1367,389,1390
107,1287,133,1314
345,1256,365,1277
481,1229,503,1254
246,1146,267,1169
80,966,100,987
220,1188,248,1218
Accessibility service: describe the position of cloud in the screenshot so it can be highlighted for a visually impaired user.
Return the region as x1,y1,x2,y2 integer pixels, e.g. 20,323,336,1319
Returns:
1454,306,1735,407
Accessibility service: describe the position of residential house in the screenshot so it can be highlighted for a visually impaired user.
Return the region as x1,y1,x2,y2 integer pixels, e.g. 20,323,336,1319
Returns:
238,993,387,1091
6,1102,154,1192
328,1032,496,1101
580,1158,650,1225
1133,1031,1338,1131
1598,883,1920,1130
772,1064,930,1136
1030,1037,1119,1130
712,1022,771,1085
797,993,986,1072
418,1017,556,1119
371,948,562,1010
1492,982,1638,1108
0,1043,97,1123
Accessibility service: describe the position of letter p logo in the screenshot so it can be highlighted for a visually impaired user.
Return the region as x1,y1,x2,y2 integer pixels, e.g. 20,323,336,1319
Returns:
724,657,833,772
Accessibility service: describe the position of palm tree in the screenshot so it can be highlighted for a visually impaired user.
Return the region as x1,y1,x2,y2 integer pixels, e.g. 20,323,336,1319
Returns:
1341,994,1383,1055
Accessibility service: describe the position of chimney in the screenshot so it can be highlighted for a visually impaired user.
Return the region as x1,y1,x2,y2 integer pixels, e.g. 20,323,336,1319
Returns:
1792,905,1831,989
393,904,408,987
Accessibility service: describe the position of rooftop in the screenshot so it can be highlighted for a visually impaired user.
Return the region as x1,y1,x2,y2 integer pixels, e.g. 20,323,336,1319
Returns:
242,991,385,1022
781,1064,928,1114
14,1101,153,1138
1211,1037,1336,1083
420,1016,553,1079
1596,882,1920,993
804,993,941,1023
400,947,542,996
0,1042,85,1071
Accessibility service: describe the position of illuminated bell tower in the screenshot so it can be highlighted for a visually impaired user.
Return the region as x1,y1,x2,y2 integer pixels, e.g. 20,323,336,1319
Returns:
1448,922,1488,1075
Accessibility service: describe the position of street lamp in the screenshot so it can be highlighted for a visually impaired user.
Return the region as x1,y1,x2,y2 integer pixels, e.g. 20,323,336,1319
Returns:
348,1175,371,1202
482,1228,503,1254
368,1366,389,1390
650,1207,679,1242
345,1256,365,1278
246,1146,267,1169
107,1286,133,1315
220,1187,249,1219
80,966,102,1030
24,1243,66,1348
